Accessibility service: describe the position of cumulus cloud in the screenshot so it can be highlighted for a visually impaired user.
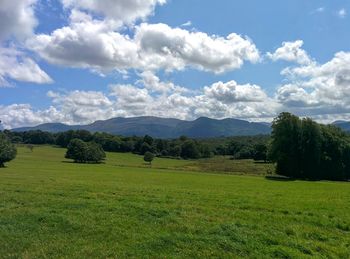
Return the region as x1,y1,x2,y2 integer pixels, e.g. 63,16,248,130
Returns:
46,90,114,123
0,47,53,86
267,40,313,65
275,49,350,118
135,23,260,73
61,0,166,25
204,81,267,103
138,71,188,93
0,104,62,129
27,13,260,74
1,76,279,128
0,0,38,41
0,0,53,85
27,15,138,72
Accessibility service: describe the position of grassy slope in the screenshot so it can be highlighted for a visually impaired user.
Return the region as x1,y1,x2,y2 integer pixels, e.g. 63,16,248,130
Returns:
0,146,349,258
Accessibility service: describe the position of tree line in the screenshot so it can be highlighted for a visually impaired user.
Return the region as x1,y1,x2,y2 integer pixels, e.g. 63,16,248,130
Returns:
1,112,350,181
269,113,350,181
2,130,270,161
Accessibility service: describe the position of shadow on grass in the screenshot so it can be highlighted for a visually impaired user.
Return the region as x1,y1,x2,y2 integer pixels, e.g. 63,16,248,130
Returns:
265,175,296,181
254,161,271,164
61,161,106,165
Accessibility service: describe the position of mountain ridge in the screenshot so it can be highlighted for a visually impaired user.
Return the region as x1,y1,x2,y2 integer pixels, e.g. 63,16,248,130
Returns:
12,116,272,138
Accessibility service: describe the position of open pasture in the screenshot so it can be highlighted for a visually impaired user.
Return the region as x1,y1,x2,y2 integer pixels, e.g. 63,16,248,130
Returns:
0,146,349,258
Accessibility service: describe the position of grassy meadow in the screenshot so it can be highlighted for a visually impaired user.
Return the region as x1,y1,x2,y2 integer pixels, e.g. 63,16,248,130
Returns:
0,146,350,258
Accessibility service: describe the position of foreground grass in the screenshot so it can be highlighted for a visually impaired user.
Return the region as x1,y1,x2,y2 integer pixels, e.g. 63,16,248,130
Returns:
0,146,349,258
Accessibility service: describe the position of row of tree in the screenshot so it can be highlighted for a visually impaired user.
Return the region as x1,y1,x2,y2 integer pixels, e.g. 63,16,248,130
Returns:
269,113,350,181
2,112,350,181
3,130,269,160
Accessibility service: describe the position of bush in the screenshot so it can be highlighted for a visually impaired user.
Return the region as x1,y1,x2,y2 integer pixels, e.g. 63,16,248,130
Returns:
0,133,17,167
144,151,155,165
65,139,105,163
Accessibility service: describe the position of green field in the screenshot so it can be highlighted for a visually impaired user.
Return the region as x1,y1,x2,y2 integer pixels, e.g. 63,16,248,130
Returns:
1,146,350,258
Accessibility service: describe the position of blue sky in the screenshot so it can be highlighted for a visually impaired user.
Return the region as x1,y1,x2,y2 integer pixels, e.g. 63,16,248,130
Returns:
1,0,350,128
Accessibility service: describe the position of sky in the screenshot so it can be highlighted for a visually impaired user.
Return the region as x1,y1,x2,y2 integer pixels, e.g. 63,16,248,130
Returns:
1,0,350,129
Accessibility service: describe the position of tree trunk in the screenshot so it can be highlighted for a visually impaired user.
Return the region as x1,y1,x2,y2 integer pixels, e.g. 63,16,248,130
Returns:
0,162,5,168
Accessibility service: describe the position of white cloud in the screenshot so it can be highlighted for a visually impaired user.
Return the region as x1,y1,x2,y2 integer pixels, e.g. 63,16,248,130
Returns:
27,16,139,73
61,0,166,25
0,0,53,85
204,80,267,103
27,14,260,74
135,23,260,73
138,71,188,93
338,8,347,18
1,76,279,128
0,0,38,41
181,21,192,27
0,104,62,129
267,40,313,65
276,50,350,118
46,90,114,123
0,47,53,86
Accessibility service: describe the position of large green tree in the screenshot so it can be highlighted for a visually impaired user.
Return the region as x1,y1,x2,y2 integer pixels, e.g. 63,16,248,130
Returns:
300,118,322,179
269,113,350,180
0,133,17,167
65,139,105,163
269,112,302,177
319,125,350,180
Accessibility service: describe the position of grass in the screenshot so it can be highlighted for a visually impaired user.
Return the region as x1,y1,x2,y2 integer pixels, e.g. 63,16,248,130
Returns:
0,146,350,258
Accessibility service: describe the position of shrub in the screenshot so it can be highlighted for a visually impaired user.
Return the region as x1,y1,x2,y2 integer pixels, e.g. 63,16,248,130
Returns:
144,151,155,165
0,133,17,167
65,139,105,163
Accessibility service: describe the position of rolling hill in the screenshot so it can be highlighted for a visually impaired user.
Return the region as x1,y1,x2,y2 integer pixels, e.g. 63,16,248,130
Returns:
12,116,271,138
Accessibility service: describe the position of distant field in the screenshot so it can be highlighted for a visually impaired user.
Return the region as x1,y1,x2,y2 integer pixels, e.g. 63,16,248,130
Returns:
1,146,349,258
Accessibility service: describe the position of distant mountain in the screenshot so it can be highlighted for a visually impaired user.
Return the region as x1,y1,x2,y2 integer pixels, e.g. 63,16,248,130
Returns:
13,123,80,133
12,116,271,138
333,121,350,132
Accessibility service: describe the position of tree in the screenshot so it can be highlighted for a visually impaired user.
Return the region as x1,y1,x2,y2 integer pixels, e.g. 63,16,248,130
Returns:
168,145,181,157
65,139,105,163
143,135,154,145
199,144,212,158
181,140,200,159
85,142,106,163
269,113,350,181
0,133,17,167
252,143,268,162
269,112,302,177
319,125,349,180
27,144,34,152
65,139,88,163
216,145,227,156
144,151,154,165
300,118,322,179
140,142,154,155
23,130,55,145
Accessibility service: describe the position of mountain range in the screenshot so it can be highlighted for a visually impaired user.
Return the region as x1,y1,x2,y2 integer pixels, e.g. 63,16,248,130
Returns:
12,116,272,138
332,121,350,132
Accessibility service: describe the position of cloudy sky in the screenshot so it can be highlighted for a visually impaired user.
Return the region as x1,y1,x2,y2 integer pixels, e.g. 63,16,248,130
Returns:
1,0,350,129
